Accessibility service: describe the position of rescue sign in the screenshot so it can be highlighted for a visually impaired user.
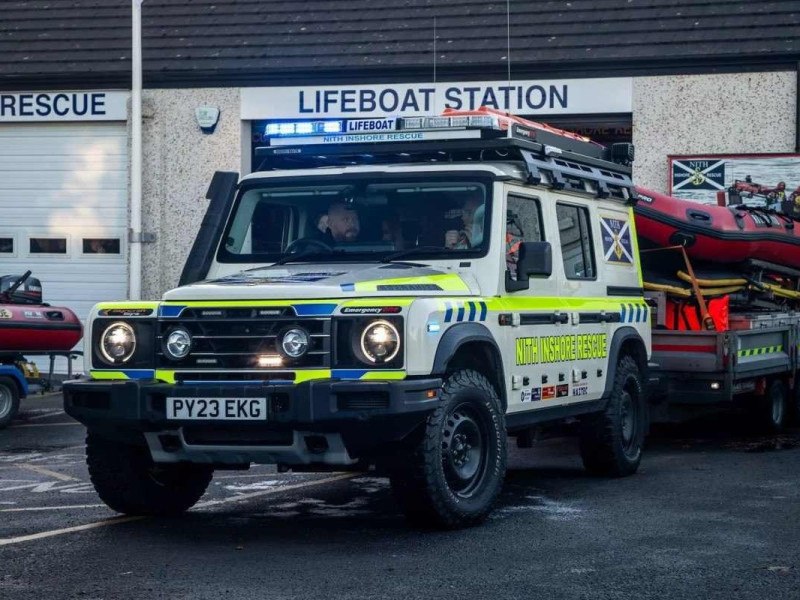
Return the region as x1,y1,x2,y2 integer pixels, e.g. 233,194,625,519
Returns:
0,91,129,122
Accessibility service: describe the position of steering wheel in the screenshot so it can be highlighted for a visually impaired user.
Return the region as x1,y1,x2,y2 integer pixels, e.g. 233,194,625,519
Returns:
283,238,334,254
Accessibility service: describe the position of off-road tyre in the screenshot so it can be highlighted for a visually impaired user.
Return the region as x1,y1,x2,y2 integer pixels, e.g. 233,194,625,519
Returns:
579,355,646,477
389,369,506,529
0,376,20,429
86,432,213,516
752,379,787,433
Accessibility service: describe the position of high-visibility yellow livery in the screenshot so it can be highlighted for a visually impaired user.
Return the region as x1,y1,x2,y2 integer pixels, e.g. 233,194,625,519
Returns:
65,110,651,528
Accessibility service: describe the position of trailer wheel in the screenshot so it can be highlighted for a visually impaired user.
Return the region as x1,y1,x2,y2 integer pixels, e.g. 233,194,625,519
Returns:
579,355,646,477
0,377,21,429
754,379,787,432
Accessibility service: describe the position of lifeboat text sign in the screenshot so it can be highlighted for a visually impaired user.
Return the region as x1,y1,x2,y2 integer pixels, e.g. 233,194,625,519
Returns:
241,78,632,119
0,91,129,122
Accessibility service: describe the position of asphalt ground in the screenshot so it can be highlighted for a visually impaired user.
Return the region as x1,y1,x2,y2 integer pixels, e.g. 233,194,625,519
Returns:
1,393,799,600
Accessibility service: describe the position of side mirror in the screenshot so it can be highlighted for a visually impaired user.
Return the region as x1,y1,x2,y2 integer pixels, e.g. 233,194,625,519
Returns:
506,241,552,292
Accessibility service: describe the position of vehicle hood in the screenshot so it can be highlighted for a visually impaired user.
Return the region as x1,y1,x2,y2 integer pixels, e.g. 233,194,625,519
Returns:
162,263,479,301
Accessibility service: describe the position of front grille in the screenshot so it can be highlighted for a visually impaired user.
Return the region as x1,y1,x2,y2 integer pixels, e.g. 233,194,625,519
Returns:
157,307,330,370
173,372,297,383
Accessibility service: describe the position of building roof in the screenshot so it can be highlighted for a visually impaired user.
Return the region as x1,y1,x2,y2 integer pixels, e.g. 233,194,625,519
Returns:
1,0,799,89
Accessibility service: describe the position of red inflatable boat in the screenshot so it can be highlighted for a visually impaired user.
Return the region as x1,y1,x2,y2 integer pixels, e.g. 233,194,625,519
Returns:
634,187,800,269
0,273,83,353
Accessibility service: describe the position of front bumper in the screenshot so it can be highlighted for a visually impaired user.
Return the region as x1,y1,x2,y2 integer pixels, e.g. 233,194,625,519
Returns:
64,376,442,467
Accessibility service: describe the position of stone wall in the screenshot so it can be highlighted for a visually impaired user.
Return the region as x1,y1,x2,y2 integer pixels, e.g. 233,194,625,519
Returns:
140,88,240,300
633,72,797,191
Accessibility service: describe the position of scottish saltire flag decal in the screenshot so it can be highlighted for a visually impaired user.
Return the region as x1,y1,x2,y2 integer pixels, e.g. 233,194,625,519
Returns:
672,159,726,191
600,217,633,264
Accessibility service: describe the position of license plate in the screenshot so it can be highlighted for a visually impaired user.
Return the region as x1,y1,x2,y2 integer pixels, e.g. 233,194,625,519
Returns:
166,397,267,420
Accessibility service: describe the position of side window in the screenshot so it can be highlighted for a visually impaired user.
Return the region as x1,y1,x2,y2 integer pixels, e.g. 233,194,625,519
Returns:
556,203,595,280
250,202,293,253
506,194,544,279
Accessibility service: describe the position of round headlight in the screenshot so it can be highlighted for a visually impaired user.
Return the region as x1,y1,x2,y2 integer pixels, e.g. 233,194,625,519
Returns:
359,320,400,363
99,322,136,364
164,327,192,360
280,327,309,358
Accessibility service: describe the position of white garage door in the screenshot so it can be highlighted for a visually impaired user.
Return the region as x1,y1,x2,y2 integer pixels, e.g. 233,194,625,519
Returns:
0,122,128,373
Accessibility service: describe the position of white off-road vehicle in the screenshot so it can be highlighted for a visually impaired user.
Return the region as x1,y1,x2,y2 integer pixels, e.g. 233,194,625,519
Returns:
65,110,651,528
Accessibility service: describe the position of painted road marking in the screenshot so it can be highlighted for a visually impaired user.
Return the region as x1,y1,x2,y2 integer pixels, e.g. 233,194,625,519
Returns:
0,473,358,546
0,516,144,547
0,504,107,512
9,422,82,429
19,464,79,482
24,410,67,421
194,473,357,509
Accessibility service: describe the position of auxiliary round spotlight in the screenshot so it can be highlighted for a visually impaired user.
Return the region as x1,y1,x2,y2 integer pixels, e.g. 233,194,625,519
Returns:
164,327,192,360
280,327,309,359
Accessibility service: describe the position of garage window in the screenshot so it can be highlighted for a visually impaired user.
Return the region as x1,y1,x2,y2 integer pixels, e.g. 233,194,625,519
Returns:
82,238,121,254
0,237,12,253
30,238,67,254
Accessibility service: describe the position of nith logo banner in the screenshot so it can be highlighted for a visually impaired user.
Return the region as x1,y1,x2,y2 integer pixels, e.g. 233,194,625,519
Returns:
672,159,725,191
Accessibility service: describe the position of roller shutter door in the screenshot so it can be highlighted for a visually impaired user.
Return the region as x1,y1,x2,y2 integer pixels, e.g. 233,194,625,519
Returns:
0,122,128,372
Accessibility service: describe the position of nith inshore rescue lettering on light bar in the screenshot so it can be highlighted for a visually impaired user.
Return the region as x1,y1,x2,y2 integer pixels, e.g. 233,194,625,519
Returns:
241,78,632,119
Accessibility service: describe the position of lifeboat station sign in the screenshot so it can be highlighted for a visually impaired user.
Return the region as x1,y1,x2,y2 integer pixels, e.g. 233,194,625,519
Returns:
0,91,129,122
241,78,632,120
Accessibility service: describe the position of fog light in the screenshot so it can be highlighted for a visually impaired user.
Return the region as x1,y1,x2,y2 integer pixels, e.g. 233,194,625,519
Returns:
710,382,721,390
258,355,283,368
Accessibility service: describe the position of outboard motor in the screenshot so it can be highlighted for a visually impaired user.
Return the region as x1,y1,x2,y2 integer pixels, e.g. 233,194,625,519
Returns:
0,273,43,305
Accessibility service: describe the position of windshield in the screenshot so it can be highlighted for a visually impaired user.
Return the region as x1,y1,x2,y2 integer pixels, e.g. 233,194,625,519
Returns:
218,176,492,263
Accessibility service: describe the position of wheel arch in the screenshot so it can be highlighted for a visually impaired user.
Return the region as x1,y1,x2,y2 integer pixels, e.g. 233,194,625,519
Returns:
431,323,508,411
0,369,26,398
602,327,648,402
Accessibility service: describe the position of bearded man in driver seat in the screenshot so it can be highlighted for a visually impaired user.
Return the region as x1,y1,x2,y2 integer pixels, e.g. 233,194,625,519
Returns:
315,202,361,243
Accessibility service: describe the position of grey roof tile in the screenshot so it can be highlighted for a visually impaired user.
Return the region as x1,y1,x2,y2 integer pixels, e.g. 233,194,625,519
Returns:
0,0,798,86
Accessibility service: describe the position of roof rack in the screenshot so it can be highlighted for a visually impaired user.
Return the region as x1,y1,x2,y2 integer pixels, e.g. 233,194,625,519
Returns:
254,108,636,202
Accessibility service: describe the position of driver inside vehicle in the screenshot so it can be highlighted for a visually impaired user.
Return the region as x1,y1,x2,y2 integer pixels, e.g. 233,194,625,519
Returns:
314,201,361,243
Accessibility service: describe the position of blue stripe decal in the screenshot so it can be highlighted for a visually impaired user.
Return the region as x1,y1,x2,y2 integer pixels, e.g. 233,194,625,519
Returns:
634,305,641,322
332,369,368,379
467,302,476,322
456,305,465,322
121,369,156,380
293,303,338,316
444,302,453,323
159,305,185,318
620,304,627,323
479,301,487,321
340,283,355,292
627,303,635,323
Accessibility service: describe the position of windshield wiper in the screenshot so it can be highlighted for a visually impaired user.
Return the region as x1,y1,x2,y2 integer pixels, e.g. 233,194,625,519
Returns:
272,250,328,266
380,245,449,264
